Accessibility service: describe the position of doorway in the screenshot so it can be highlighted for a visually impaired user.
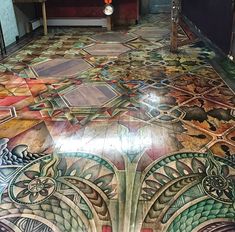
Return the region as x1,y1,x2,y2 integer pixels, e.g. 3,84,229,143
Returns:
149,0,171,13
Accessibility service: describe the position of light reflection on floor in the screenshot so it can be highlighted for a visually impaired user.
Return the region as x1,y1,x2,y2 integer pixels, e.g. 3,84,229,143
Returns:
0,13,235,232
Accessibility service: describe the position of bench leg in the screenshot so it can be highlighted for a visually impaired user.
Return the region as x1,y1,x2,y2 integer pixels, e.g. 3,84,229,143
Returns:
107,16,112,31
42,2,48,36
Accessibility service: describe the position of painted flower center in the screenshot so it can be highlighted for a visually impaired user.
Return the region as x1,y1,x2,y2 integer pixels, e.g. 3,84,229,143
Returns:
28,177,50,193
204,175,228,190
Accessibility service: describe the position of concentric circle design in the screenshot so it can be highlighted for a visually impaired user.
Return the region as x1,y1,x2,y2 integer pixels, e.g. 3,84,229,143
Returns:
202,175,234,203
9,156,56,205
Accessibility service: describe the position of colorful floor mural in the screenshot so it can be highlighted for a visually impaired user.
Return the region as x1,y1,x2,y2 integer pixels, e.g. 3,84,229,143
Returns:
0,13,235,232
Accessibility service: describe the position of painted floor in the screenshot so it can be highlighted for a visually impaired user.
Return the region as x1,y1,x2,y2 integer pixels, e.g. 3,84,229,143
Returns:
0,14,235,232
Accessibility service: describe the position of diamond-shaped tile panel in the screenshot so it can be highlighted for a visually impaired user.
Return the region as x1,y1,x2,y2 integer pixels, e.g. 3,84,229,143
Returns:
0,106,17,124
31,59,91,78
133,27,170,40
62,83,118,107
84,44,131,56
91,32,137,43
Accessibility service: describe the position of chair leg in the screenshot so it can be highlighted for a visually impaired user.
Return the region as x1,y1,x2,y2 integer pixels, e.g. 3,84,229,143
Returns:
0,22,6,55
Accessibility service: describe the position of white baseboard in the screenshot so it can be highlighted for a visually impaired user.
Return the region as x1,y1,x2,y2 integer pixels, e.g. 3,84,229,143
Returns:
45,18,108,27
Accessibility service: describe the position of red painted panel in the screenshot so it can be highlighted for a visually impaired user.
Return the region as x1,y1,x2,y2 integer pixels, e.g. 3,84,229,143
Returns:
46,0,138,24
46,0,103,17
114,0,139,23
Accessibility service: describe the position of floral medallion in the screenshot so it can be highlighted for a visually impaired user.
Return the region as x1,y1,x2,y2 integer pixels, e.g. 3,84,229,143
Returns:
9,156,56,205
202,175,234,203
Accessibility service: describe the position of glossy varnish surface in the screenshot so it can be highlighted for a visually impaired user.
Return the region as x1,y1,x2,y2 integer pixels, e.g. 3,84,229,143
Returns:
0,14,235,232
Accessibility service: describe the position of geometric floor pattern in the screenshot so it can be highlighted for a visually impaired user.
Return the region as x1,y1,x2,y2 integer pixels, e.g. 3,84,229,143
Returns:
0,13,235,232
31,58,92,78
84,43,132,56
91,31,137,43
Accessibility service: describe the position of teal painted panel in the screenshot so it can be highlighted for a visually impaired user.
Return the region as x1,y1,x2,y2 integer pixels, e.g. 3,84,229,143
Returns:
0,0,19,46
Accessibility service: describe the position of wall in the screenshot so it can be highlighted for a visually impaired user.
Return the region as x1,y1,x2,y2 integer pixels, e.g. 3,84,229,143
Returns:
182,0,233,54
0,0,19,46
45,0,139,25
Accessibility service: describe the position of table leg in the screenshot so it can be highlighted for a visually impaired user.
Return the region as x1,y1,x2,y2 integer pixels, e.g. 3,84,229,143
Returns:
170,21,178,52
0,22,6,55
170,0,180,53
107,16,112,31
42,2,48,36
0,41,3,56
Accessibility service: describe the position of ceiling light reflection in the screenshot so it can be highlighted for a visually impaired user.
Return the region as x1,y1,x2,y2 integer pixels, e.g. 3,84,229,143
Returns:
148,93,160,103
54,131,153,155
